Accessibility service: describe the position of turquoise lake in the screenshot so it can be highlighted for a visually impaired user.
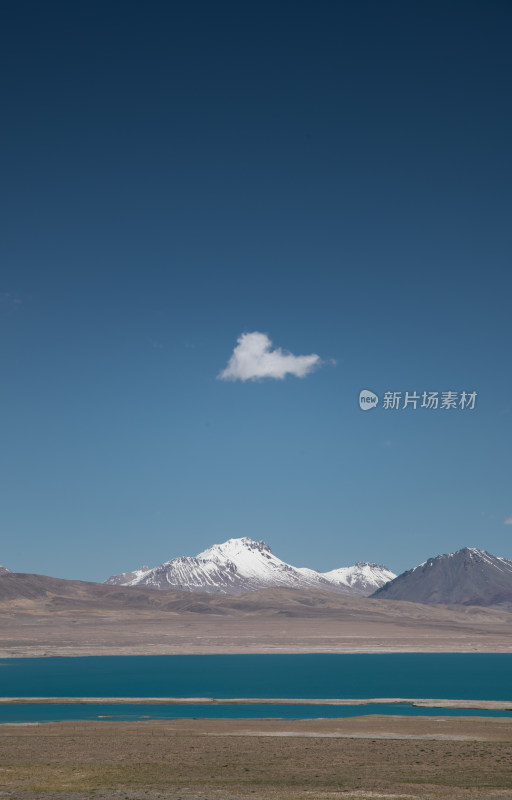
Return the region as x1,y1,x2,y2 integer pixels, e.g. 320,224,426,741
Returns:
0,704,511,724
0,654,510,722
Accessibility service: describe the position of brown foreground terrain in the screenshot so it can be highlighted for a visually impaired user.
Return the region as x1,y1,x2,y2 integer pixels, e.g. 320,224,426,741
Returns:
1,717,512,799
0,574,511,655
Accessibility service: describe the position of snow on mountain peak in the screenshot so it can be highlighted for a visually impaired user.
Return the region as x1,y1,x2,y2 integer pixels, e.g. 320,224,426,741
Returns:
197,537,272,562
321,562,396,593
104,537,395,596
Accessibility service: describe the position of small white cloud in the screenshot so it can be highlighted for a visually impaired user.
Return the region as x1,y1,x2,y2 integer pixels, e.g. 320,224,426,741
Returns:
218,331,321,382
505,516,512,525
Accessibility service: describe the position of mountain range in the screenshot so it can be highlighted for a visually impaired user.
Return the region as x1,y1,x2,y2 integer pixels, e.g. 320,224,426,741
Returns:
105,537,396,596
2,541,512,611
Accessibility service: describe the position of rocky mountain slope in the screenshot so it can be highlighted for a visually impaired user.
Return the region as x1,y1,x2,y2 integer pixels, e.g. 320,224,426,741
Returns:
372,547,512,609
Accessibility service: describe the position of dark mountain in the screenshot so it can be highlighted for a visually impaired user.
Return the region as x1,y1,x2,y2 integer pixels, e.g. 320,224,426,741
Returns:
372,547,512,609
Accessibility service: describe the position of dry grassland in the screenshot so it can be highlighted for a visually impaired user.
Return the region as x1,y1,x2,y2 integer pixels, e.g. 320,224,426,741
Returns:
0,717,511,800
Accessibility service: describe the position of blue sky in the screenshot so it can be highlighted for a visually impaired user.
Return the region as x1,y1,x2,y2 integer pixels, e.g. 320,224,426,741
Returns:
1,0,511,581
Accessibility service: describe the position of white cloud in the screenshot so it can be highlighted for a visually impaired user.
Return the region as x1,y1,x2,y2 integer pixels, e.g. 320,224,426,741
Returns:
218,331,321,382
505,516,512,525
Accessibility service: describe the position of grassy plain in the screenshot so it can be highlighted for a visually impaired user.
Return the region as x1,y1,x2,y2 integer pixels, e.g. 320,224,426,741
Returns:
1,717,512,800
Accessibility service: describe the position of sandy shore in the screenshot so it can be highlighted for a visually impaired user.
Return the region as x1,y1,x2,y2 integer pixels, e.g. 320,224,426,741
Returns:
0,696,511,709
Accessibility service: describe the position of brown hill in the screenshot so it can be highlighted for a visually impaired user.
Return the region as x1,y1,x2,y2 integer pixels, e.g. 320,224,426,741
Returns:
0,571,510,656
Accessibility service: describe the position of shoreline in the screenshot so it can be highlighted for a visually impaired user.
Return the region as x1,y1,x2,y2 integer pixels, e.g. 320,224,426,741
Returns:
1,645,512,659
2,644,512,657
0,696,511,709
1,715,512,735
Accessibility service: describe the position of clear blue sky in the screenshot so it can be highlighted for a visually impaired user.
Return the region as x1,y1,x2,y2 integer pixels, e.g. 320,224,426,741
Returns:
1,0,511,581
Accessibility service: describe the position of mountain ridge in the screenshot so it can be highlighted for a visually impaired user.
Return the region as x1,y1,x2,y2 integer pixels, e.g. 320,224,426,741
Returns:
104,537,395,596
3,544,512,610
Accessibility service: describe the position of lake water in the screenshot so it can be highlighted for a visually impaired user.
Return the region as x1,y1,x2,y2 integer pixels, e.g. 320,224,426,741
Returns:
0,654,510,722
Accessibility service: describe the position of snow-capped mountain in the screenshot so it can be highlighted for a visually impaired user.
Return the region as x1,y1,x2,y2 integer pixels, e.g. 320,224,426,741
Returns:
317,562,396,594
105,537,395,596
372,547,512,609
0,565,11,576
103,565,151,585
